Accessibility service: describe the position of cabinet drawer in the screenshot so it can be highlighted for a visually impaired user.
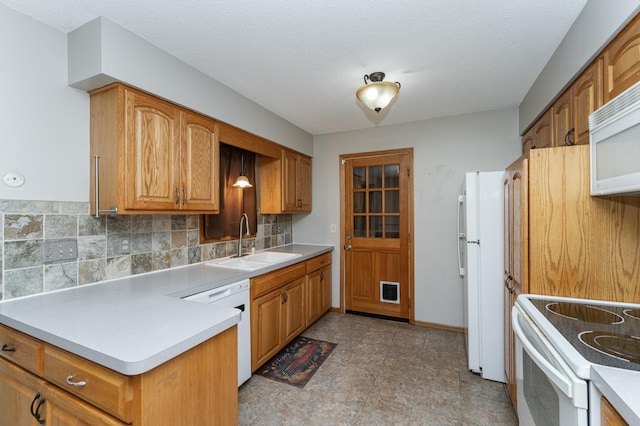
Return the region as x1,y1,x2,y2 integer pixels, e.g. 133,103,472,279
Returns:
251,263,306,299
0,324,43,375
43,345,133,423
306,253,332,274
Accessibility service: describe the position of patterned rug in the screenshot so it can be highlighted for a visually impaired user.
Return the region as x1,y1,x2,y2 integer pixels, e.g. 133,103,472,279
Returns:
257,336,337,388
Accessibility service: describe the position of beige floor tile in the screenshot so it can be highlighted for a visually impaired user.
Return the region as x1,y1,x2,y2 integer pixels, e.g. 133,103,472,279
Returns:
238,312,517,426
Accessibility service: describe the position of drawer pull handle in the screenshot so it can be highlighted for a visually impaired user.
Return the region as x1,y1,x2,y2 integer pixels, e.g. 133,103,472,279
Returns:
30,392,46,424
1,344,16,352
66,375,87,387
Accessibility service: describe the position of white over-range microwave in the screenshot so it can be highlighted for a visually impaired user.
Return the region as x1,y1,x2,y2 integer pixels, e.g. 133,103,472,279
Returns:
589,80,640,196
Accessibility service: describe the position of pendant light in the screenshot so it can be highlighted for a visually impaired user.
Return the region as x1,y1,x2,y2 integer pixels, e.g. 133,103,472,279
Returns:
356,72,401,112
233,154,253,188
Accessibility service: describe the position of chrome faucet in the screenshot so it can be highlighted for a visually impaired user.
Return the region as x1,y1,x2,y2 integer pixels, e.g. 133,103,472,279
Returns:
237,213,250,257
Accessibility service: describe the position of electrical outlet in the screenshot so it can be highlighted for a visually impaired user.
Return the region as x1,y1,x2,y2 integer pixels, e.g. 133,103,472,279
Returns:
118,236,131,254
42,240,77,263
330,224,337,233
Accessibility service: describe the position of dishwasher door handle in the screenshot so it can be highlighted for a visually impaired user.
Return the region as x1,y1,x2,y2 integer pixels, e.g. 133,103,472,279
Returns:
206,288,232,303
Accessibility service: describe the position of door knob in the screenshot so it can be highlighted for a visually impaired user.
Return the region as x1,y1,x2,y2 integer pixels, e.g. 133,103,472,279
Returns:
344,245,352,251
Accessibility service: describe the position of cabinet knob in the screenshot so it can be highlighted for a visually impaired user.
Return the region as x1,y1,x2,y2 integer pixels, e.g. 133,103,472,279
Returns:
183,188,187,205
320,272,324,282
175,188,180,205
30,392,46,424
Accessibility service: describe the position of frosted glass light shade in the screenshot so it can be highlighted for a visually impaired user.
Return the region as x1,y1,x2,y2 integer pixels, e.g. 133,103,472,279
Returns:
233,175,253,188
356,79,400,112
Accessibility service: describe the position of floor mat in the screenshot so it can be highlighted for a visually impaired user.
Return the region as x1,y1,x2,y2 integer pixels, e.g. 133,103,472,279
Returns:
256,336,337,388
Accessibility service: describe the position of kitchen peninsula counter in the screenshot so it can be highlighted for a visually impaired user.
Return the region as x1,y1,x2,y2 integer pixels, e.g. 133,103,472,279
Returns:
0,244,333,375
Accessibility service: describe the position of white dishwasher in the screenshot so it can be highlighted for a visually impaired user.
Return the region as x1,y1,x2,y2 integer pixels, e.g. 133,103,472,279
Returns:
184,279,251,386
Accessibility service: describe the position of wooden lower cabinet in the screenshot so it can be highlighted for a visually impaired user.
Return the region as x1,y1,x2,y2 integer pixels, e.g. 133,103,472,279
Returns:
0,325,238,425
251,253,332,372
601,396,629,426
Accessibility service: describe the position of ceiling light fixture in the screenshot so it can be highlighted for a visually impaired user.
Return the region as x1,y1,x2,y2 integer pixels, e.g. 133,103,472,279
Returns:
356,72,401,113
233,154,253,188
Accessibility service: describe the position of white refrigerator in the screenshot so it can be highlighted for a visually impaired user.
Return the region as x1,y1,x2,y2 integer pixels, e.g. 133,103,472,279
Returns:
457,171,505,383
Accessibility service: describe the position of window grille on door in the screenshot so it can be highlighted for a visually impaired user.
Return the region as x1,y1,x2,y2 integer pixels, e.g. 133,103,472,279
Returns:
352,164,400,238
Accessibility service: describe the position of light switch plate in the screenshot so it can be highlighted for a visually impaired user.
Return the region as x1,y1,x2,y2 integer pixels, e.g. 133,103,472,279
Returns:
42,240,78,263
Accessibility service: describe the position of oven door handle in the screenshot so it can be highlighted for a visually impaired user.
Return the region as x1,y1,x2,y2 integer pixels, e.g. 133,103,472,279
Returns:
512,307,577,398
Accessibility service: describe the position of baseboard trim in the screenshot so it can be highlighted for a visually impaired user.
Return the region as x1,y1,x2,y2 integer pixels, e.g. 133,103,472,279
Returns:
412,320,464,333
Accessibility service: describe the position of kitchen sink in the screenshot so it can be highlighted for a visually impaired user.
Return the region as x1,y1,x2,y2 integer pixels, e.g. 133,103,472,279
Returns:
243,252,301,263
207,251,301,271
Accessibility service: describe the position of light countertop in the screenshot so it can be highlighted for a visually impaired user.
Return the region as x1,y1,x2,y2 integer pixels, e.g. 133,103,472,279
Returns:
0,244,333,375
591,365,640,424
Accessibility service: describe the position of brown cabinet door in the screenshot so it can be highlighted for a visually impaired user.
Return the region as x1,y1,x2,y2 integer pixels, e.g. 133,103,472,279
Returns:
604,13,640,102
521,128,534,154
552,91,572,147
181,111,219,211
572,59,603,145
306,270,322,326
533,109,553,149
283,277,306,343
0,358,45,426
319,266,332,314
43,383,126,426
282,150,299,212
510,158,528,294
601,396,629,426
124,89,181,211
251,290,283,371
296,155,312,211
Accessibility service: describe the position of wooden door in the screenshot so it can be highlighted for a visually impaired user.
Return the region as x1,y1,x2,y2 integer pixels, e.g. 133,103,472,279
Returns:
124,88,181,210
306,270,322,326
603,13,640,102
572,59,603,145
533,109,553,149
181,111,219,211
510,158,528,294
319,266,332,314
282,150,298,211
342,149,412,320
521,128,534,154
250,290,282,371
282,277,305,343
43,383,126,426
296,155,312,211
0,358,45,425
552,91,572,147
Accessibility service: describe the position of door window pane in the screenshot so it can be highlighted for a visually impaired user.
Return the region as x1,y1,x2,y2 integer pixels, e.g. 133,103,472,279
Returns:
385,190,399,213
369,191,382,213
353,167,366,189
385,164,400,188
353,192,366,213
369,166,382,188
385,216,400,238
369,216,382,238
354,216,366,237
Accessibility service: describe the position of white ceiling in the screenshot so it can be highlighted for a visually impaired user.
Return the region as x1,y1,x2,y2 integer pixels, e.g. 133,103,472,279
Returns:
2,0,588,135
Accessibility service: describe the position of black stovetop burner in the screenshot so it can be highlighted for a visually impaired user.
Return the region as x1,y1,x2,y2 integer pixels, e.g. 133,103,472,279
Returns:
530,299,640,371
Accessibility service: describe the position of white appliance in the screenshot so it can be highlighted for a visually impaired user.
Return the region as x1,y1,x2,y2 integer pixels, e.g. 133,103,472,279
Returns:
513,294,640,425
184,279,251,386
589,80,640,196
457,171,505,382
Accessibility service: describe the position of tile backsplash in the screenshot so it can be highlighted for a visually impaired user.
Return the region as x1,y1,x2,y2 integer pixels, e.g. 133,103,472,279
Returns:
0,200,292,300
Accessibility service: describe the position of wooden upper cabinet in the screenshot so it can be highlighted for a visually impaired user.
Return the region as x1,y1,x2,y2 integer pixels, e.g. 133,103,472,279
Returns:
259,148,312,214
552,91,572,147
181,111,220,211
124,89,181,211
90,83,219,215
604,13,640,102
521,127,534,154
571,59,603,145
283,150,312,212
532,109,553,149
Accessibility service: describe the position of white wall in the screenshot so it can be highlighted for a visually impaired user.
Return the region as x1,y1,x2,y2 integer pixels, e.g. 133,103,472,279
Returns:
295,108,521,327
0,4,88,201
0,5,313,203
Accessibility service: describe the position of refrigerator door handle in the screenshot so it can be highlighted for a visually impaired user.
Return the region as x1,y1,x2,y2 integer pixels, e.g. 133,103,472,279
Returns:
457,195,466,275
